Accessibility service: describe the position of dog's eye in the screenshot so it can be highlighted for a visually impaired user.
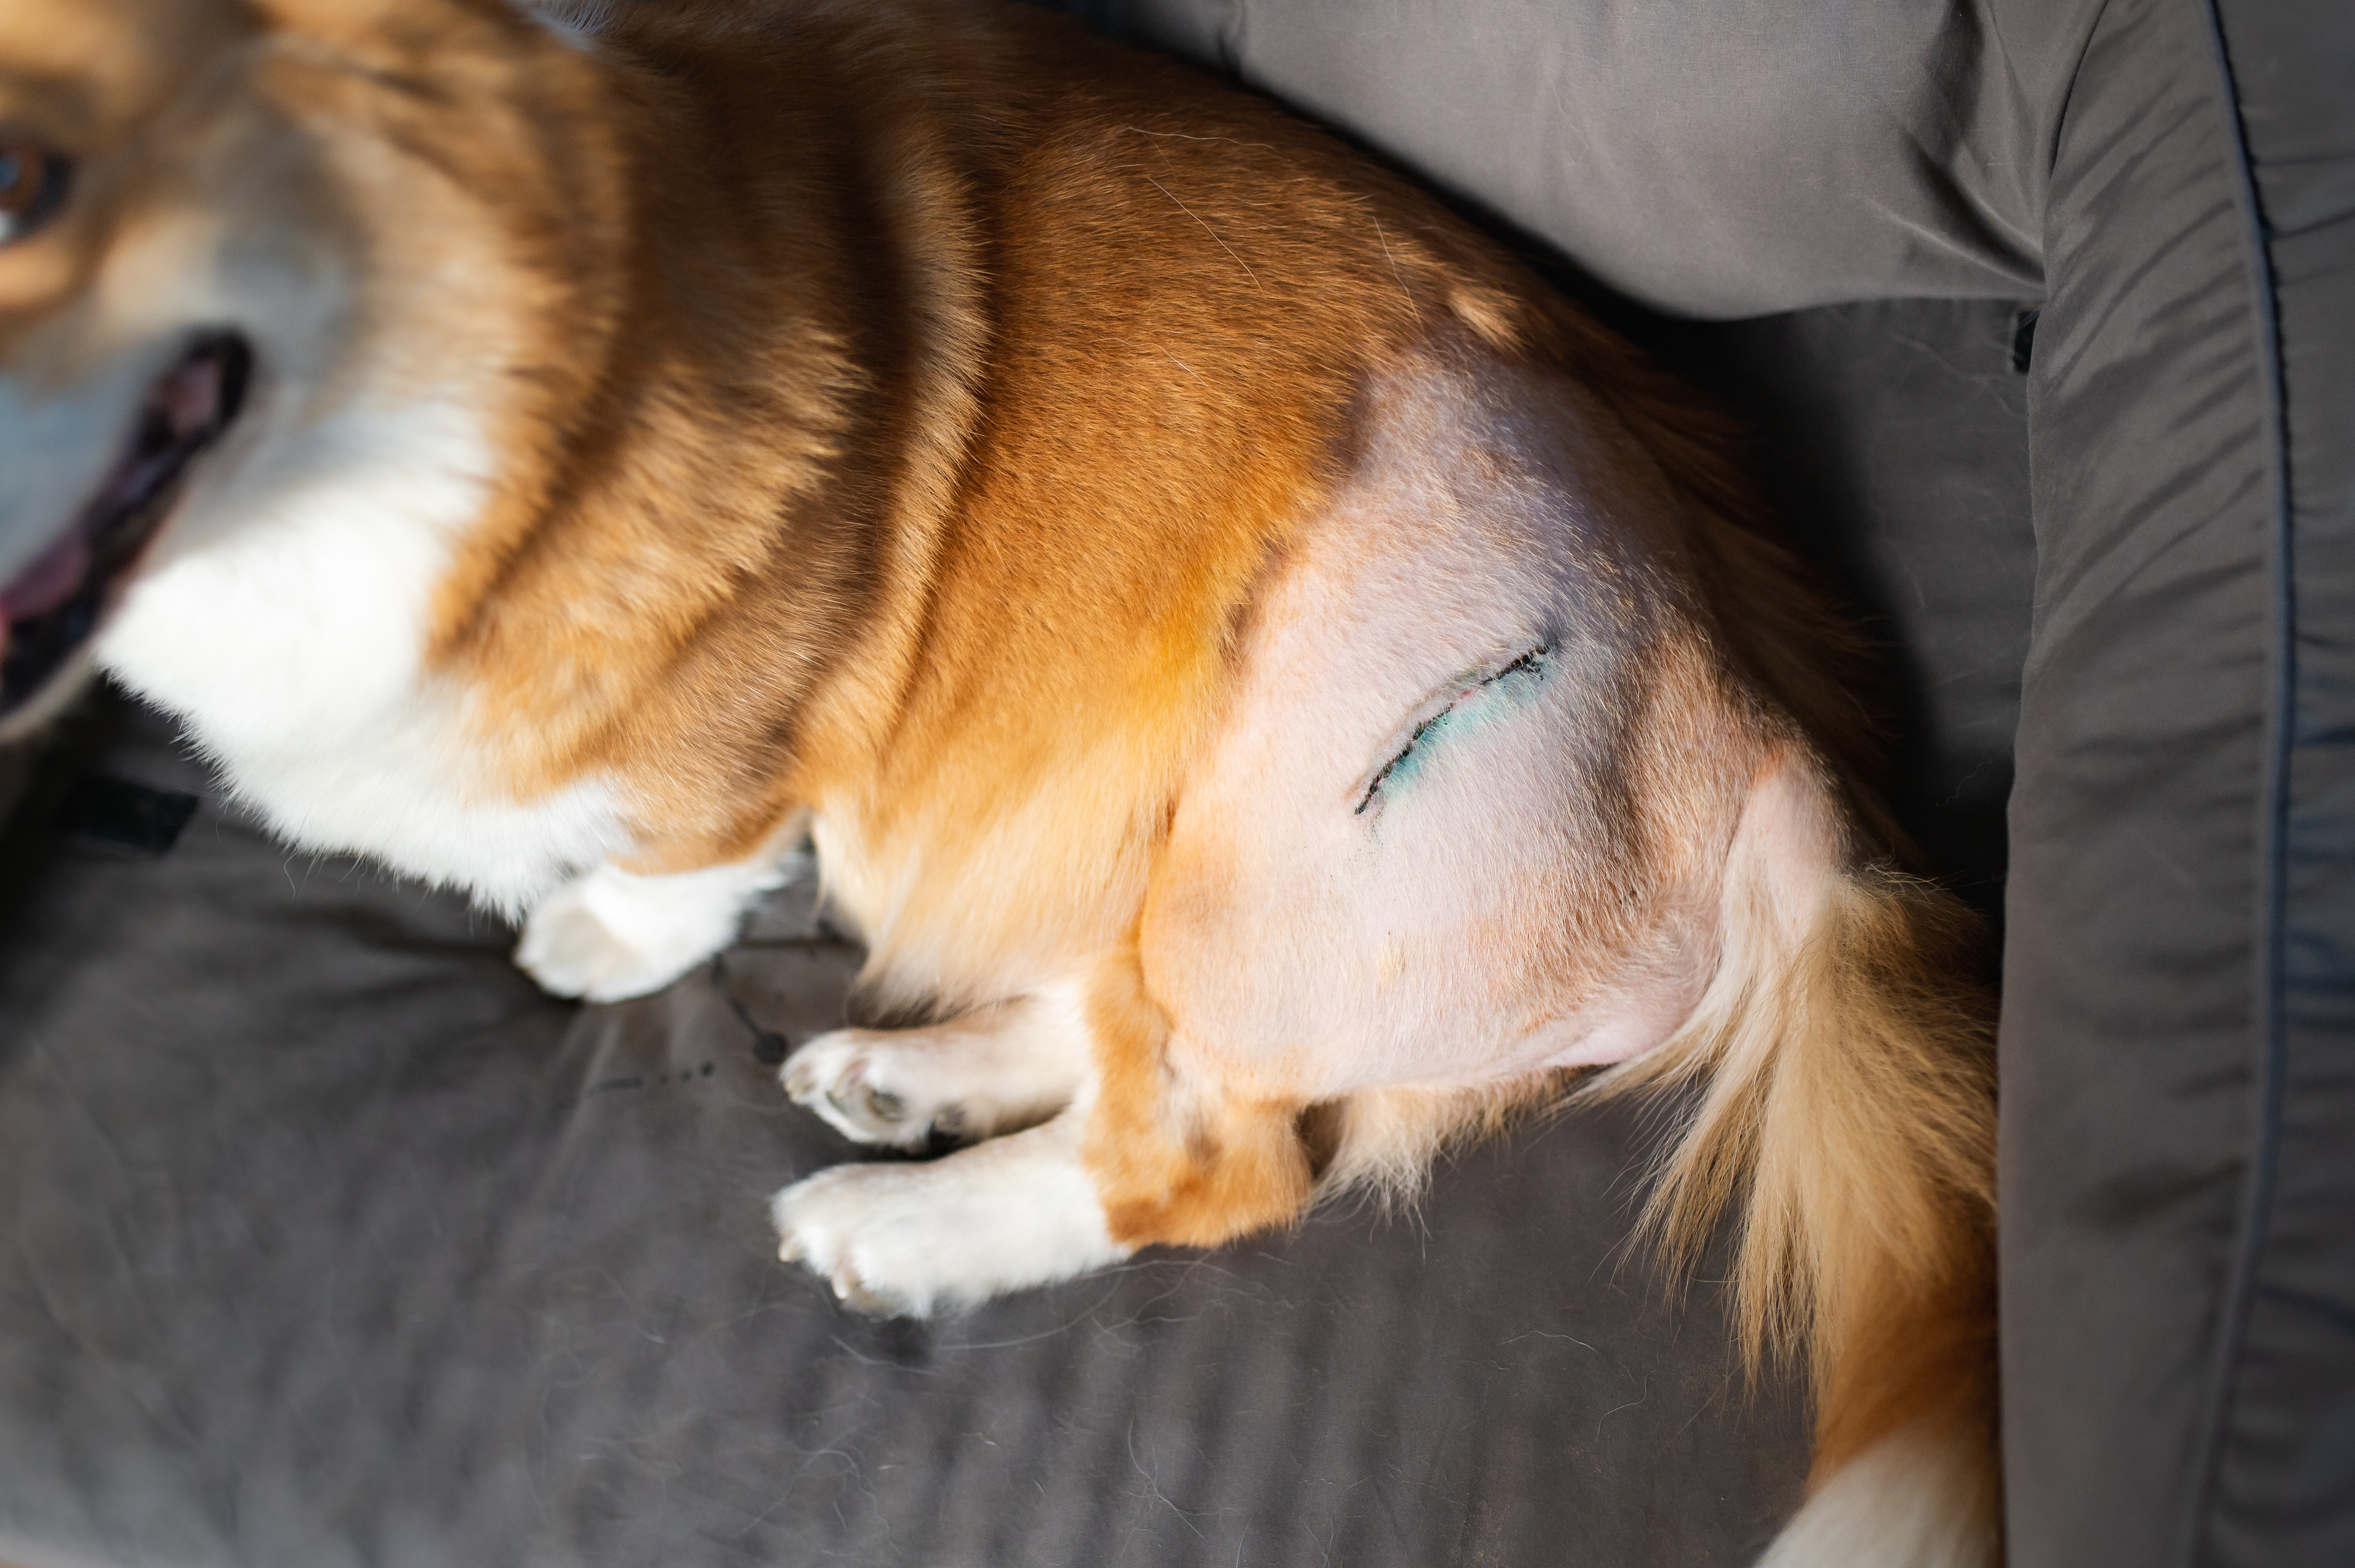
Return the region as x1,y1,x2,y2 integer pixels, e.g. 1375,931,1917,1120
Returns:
0,132,72,246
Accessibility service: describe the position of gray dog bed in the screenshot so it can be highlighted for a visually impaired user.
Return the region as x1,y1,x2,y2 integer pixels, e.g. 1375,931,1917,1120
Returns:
4,1,2352,1565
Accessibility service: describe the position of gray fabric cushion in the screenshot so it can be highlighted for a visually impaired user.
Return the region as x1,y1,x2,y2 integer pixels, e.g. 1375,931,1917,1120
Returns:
0,698,1809,1568
1997,0,2280,1558
1998,0,2355,1563
1680,299,2034,931
2200,4,2355,1556
1063,0,2084,317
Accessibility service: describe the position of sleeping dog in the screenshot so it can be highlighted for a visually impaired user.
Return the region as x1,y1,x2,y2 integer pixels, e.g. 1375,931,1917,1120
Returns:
0,1,1997,1561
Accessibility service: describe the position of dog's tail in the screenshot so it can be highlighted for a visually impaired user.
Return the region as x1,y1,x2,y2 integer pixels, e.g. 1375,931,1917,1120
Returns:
1588,753,2001,1568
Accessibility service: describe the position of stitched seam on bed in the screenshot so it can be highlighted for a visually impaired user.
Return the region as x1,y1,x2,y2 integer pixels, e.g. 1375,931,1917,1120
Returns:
2179,0,2295,1564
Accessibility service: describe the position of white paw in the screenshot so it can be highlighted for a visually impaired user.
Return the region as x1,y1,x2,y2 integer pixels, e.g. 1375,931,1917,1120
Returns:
516,858,789,1002
771,1163,949,1314
781,1029,972,1149
771,1116,1128,1316
779,993,1093,1147
514,889,681,1001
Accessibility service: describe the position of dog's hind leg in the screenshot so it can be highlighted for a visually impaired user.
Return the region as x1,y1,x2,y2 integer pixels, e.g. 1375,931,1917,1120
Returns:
779,985,1095,1150
768,949,1316,1314
771,1100,1135,1315
1079,949,1319,1254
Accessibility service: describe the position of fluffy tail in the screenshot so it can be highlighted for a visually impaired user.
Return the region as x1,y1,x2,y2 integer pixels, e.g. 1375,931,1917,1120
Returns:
1588,757,2001,1568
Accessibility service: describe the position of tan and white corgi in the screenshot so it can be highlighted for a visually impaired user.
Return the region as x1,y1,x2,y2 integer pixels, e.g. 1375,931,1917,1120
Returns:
0,0,1999,1560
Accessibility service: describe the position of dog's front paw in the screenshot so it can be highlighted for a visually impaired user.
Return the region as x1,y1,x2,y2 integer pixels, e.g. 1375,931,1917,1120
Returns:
516,859,787,1002
771,1119,1129,1316
515,885,682,1001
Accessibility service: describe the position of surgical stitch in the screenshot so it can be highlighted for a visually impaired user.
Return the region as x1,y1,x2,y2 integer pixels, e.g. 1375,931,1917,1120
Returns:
1354,642,1555,816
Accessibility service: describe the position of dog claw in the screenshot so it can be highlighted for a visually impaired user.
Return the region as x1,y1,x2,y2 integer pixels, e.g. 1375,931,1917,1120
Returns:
832,1268,906,1316
771,1165,946,1318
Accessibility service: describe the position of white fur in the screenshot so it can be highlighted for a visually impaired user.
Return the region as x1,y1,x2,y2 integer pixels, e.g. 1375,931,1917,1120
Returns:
780,982,1094,1148
519,854,797,1000
1756,1423,1995,1568
523,5,607,47
0,131,637,913
97,397,634,914
771,1103,1128,1315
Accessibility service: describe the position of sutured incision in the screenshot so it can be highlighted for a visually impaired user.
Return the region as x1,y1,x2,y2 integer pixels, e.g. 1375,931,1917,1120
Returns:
1354,642,1554,816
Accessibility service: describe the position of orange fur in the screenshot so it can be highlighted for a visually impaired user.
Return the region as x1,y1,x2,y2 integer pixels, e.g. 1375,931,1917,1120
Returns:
1082,947,1316,1250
